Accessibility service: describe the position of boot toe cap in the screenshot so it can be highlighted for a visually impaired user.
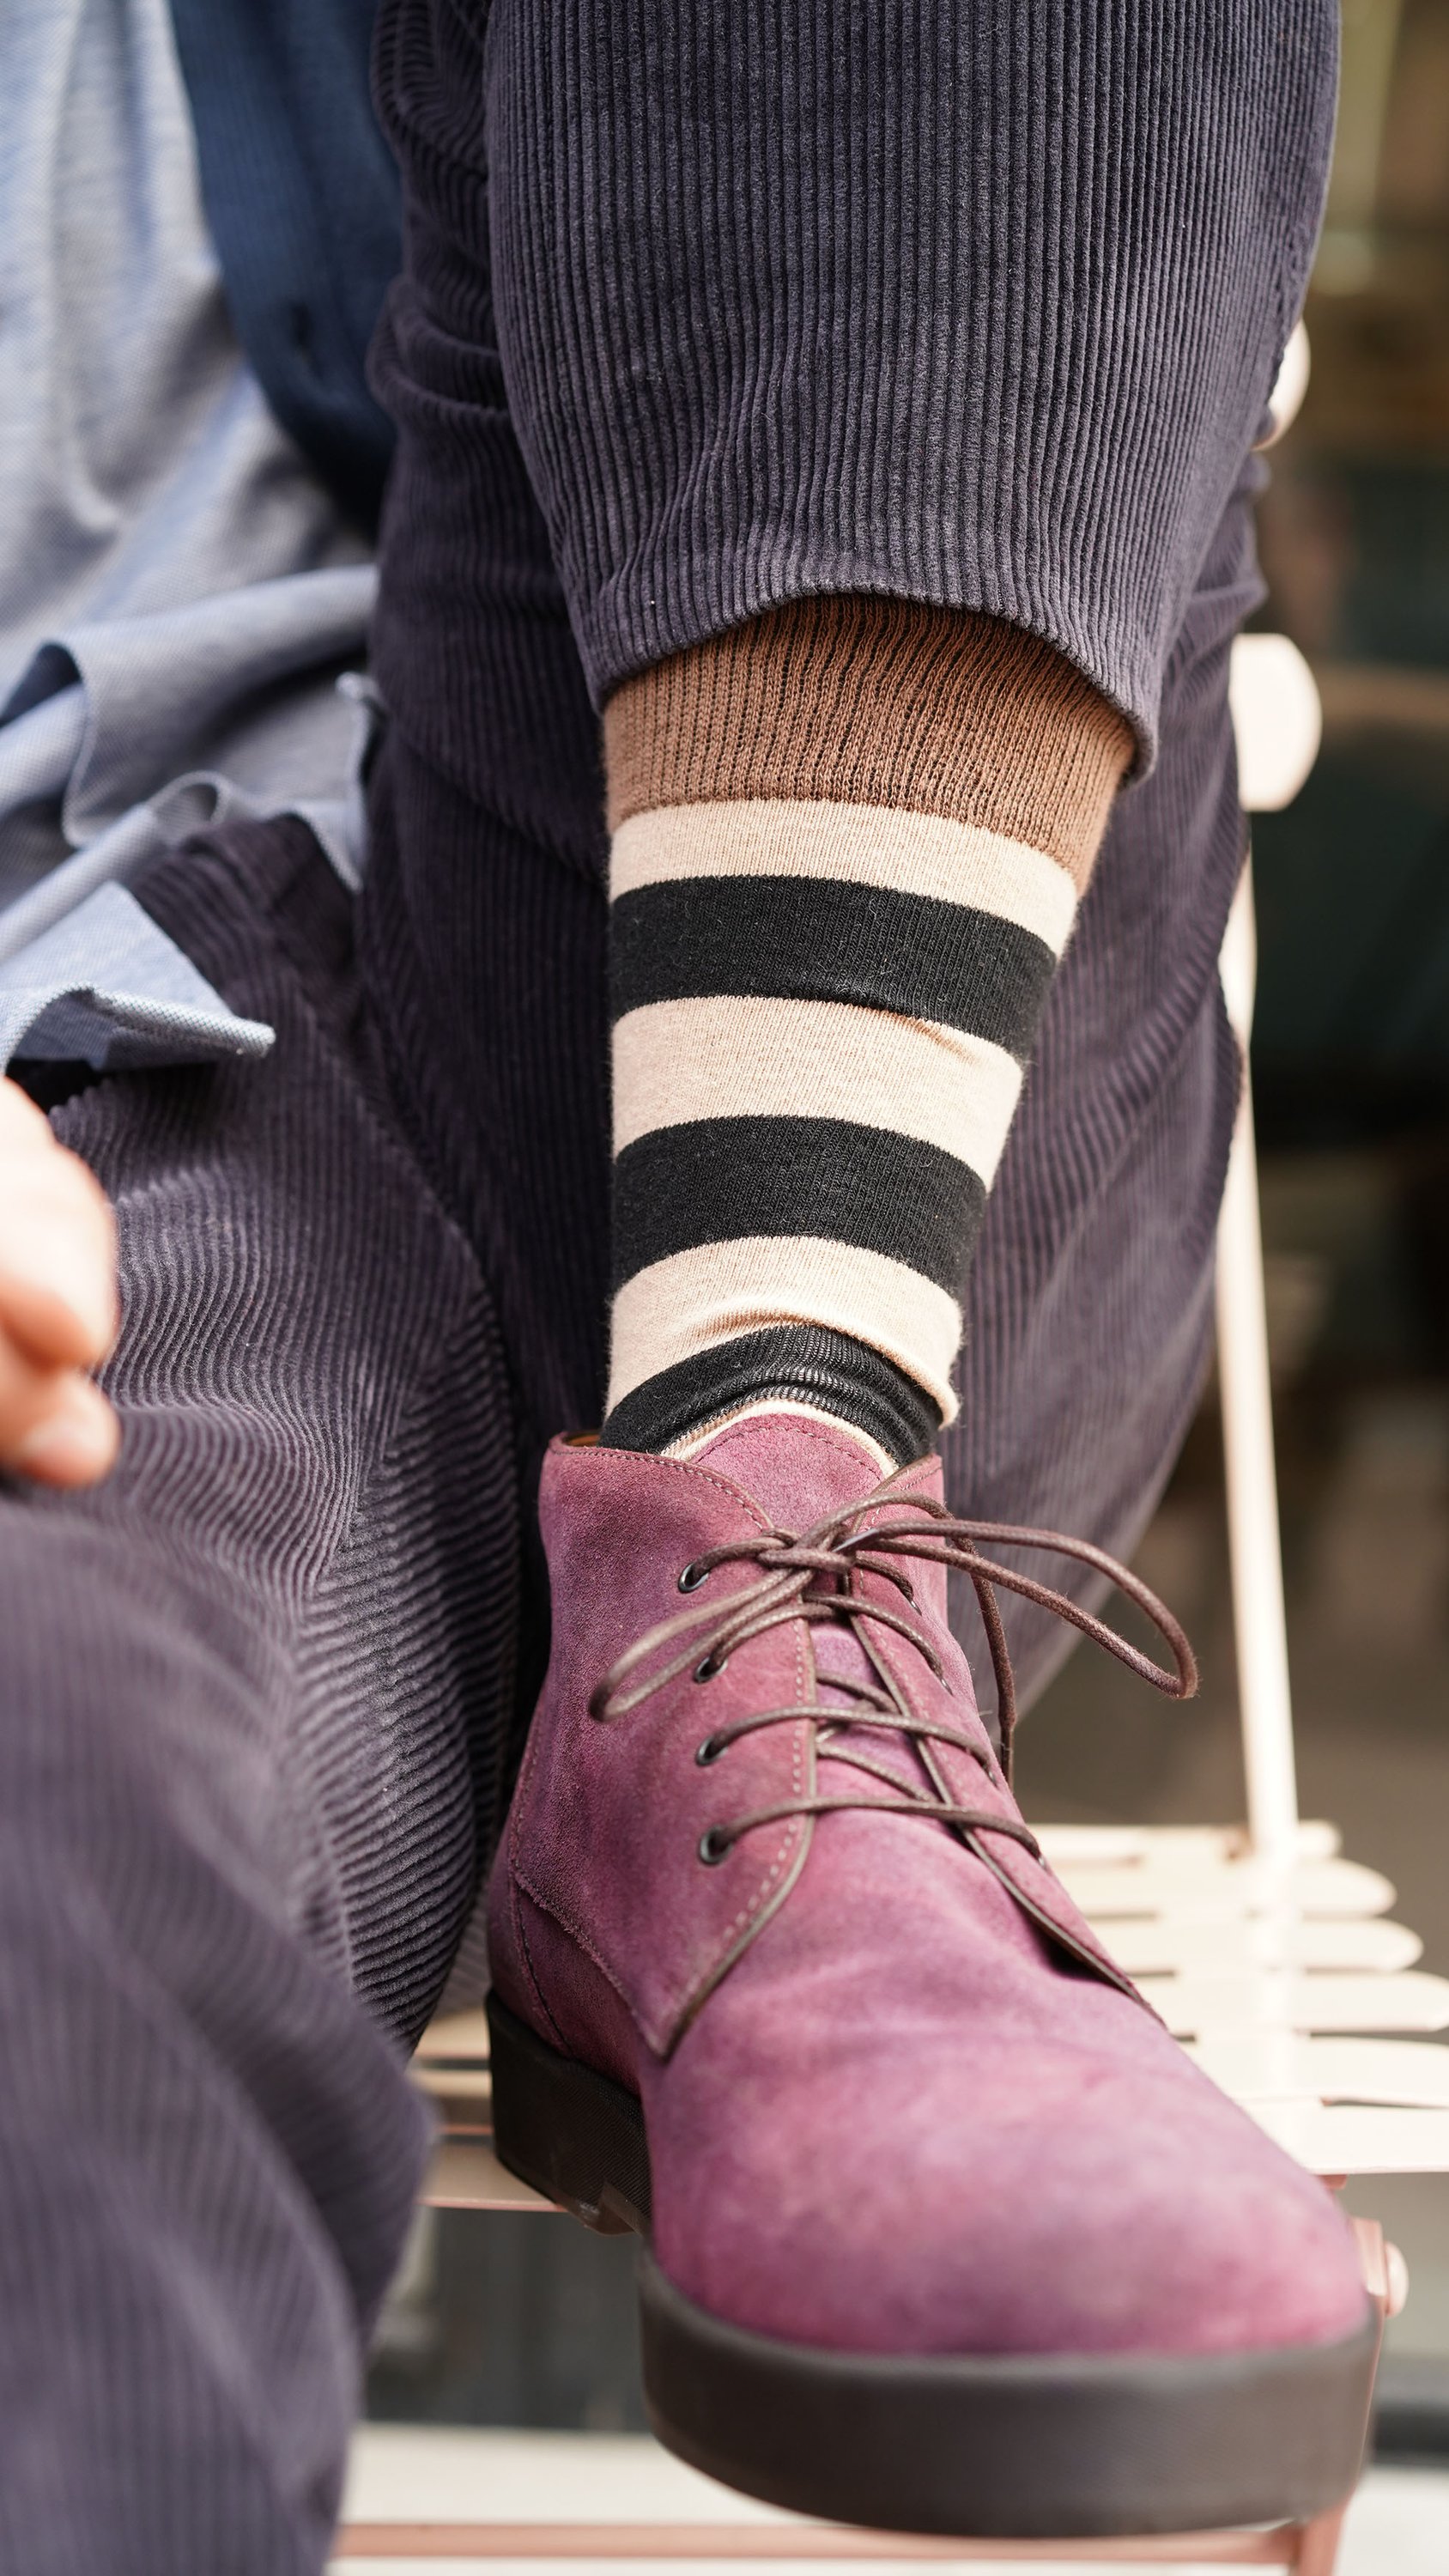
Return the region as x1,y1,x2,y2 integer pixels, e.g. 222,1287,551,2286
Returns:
649,2026,1370,2363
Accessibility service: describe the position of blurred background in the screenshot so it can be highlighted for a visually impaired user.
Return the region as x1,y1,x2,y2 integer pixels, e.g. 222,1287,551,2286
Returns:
363,0,1449,2467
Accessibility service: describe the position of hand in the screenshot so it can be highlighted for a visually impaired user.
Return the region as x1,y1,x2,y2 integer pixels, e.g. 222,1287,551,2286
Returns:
0,1077,119,1485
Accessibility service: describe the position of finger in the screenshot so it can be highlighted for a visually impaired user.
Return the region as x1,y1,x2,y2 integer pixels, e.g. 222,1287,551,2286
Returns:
0,1339,119,1487
0,1077,57,1155
13,1376,121,1487
0,1157,118,1366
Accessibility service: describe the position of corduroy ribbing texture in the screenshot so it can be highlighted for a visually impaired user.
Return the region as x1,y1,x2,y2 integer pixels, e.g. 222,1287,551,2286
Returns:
0,821,518,2574
481,0,1337,761
598,598,1131,1454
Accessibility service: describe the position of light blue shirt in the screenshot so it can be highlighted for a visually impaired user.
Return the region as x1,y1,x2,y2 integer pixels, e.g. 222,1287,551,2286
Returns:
0,0,379,1074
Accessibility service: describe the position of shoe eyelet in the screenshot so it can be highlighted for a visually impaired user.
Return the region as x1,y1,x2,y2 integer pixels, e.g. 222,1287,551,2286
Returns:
694,1652,726,1683
697,1827,730,1866
694,1735,724,1766
677,1559,709,1594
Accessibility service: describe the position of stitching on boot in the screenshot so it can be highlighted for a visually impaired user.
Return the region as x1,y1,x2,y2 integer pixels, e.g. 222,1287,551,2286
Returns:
514,1863,652,2038
512,1880,572,2052
718,1613,809,1952
578,1442,777,1532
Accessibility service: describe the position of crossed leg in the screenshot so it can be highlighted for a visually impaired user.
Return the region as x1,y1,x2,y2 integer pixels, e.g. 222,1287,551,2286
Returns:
0,818,518,2572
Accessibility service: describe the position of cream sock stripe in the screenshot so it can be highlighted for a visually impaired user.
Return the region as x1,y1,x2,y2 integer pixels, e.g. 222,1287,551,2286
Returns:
609,800,1079,952
612,998,1024,1177
609,1238,964,1425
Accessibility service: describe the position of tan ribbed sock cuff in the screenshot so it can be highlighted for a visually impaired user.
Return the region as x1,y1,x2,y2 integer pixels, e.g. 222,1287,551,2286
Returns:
603,595,1132,892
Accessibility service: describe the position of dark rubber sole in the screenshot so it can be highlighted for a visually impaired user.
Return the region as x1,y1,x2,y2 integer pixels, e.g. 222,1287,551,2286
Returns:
486,1994,1379,2538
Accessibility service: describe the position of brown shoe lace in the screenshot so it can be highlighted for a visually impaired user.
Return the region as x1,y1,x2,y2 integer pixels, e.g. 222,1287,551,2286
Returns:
590,1467,1196,1870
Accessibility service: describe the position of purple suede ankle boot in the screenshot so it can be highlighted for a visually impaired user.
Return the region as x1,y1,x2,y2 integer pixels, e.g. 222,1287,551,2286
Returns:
486,1415,1375,2538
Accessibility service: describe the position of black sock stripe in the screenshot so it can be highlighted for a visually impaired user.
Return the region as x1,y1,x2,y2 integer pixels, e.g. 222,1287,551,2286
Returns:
610,1115,985,1294
598,1326,943,1463
610,878,1054,1058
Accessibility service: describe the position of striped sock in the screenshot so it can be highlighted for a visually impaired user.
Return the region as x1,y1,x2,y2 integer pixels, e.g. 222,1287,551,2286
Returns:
598,597,1131,1463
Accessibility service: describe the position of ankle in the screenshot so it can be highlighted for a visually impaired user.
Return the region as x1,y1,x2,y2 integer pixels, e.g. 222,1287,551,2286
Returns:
597,1322,940,1466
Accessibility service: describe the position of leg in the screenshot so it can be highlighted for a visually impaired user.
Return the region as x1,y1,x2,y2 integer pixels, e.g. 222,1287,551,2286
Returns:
367,0,1327,1689
0,820,519,2573
361,99,612,1696
361,55,612,1454
375,0,1373,2541
483,0,1332,1483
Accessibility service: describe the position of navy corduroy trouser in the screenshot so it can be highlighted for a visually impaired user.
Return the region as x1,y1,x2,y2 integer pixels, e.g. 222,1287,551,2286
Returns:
0,5,1336,2567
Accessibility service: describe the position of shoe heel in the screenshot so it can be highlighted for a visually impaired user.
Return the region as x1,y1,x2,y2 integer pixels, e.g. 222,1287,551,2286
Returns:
487,1992,652,2237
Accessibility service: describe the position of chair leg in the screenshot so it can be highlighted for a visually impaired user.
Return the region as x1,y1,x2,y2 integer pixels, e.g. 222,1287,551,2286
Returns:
1293,2502,1348,2576
1216,864,1302,1873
